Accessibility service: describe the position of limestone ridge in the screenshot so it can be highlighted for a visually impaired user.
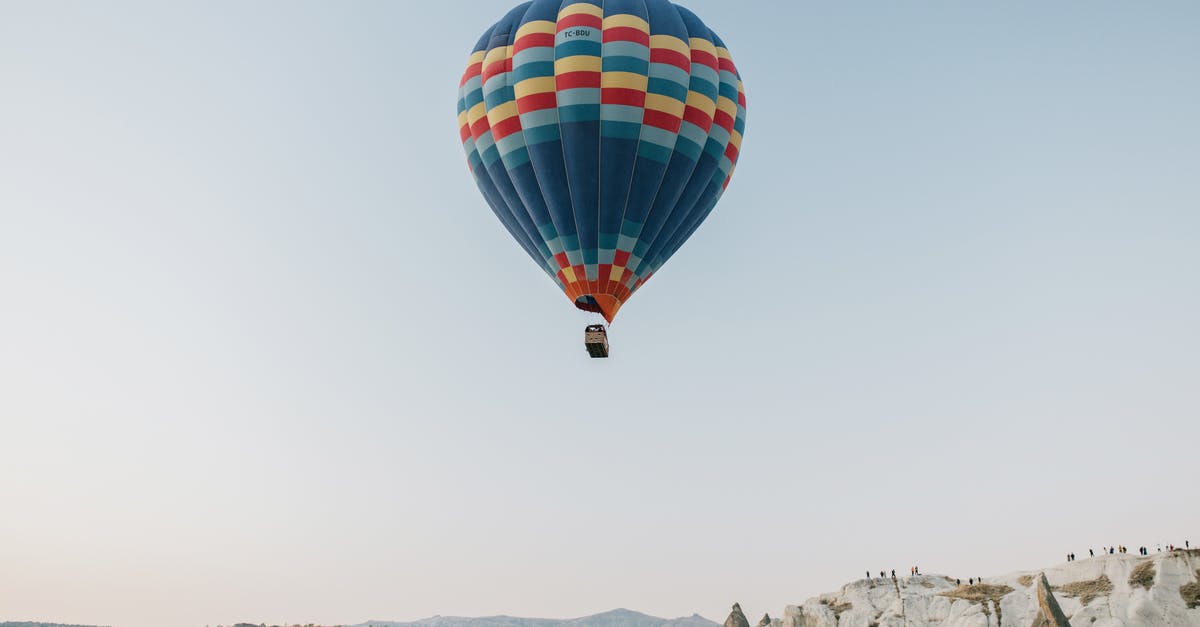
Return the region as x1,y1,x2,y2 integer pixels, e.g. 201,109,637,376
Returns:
780,549,1200,627
1031,573,1070,627
723,604,750,627
756,614,772,627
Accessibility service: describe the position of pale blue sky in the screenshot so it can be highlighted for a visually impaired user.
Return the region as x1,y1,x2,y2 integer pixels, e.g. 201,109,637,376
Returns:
1,2,1198,626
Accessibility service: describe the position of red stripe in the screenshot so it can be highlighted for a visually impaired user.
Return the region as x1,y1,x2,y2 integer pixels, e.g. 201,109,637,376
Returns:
469,118,490,138
482,59,511,81
557,14,602,31
598,264,613,286
602,26,649,46
649,49,690,72
691,49,718,70
613,250,631,266
724,143,739,163
517,91,558,113
682,105,713,131
642,108,681,133
460,62,482,86
556,71,601,90
601,87,645,107
554,252,569,268
490,116,523,141
738,91,747,107
713,109,735,132
459,124,471,142
514,32,555,53
718,57,737,74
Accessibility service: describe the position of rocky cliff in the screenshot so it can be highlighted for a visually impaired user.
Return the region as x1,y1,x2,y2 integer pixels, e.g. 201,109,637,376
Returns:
780,549,1200,627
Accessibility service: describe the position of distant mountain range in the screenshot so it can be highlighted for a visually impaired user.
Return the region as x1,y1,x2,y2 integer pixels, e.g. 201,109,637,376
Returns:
1,623,108,627
13,550,1198,627
0,611,714,627
349,609,717,627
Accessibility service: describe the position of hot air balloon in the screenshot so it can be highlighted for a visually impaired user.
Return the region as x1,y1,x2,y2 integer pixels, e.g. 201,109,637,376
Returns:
456,0,746,356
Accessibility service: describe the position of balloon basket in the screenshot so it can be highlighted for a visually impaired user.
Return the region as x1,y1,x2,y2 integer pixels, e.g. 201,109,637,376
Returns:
584,325,609,359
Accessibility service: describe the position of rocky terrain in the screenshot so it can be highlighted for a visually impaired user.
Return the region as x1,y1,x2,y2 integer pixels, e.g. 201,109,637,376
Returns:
770,549,1200,627
10,551,1198,627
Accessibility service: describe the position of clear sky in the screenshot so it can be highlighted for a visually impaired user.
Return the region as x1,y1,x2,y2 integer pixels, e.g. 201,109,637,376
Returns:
1,1,1198,626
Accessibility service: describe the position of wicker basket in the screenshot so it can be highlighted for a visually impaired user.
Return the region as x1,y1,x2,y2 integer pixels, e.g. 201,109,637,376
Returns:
584,325,609,358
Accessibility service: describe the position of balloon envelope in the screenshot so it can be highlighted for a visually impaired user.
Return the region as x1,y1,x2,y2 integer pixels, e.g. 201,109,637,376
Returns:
457,0,746,322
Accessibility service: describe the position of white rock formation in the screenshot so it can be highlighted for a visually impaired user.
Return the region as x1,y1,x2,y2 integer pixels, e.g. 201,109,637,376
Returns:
781,549,1200,627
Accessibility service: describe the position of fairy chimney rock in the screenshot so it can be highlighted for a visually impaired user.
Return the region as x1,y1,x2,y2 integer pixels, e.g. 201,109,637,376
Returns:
1031,572,1071,627
724,602,751,627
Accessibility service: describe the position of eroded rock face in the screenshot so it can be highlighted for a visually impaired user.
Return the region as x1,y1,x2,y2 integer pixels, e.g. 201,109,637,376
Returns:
723,603,750,627
778,550,1200,627
756,614,772,627
1031,572,1071,627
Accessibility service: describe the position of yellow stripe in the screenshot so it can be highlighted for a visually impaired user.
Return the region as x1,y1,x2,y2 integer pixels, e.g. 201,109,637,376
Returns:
467,51,486,64
485,101,519,127
688,37,716,58
558,2,602,19
603,14,649,31
457,111,469,127
483,46,512,68
609,266,626,282
562,266,578,282
601,71,648,91
729,129,743,150
644,93,685,117
716,95,737,118
716,47,732,61
649,35,690,57
685,90,717,116
516,20,556,39
514,76,557,98
555,55,601,74
467,102,487,125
